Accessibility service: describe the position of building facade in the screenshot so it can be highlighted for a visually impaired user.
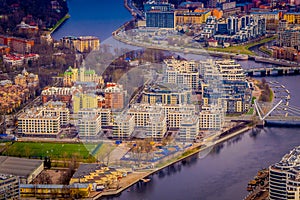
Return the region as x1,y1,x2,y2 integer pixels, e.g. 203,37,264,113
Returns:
18,108,61,137
269,146,300,200
146,11,176,29
0,174,19,200
78,111,101,138
112,114,135,139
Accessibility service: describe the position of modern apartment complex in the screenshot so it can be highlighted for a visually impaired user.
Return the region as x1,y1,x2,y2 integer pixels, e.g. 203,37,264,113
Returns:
141,83,192,105
164,59,200,91
112,114,135,139
18,109,61,137
77,111,101,138
17,102,70,137
269,146,300,200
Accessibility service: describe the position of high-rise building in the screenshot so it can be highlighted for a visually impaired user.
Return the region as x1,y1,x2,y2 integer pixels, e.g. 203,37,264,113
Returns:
269,146,300,200
146,11,176,29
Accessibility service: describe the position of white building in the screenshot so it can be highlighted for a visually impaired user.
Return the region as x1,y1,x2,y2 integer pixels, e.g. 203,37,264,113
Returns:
164,59,200,91
199,106,224,130
42,101,70,126
178,116,199,141
127,104,165,127
215,60,245,81
18,109,61,136
145,115,167,139
78,108,111,127
269,146,300,200
78,112,101,138
112,114,135,139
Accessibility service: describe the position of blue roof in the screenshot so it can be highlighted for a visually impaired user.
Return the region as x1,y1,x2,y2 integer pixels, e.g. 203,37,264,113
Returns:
236,2,252,6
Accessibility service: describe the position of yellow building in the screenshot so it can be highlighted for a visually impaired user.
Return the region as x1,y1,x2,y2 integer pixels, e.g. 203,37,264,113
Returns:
14,68,39,88
20,183,91,198
284,12,300,24
63,66,78,87
72,92,99,113
176,10,211,25
73,36,100,53
70,164,126,189
17,108,61,136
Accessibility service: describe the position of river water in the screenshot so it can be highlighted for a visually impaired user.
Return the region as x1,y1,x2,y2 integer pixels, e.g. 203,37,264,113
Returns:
52,1,300,199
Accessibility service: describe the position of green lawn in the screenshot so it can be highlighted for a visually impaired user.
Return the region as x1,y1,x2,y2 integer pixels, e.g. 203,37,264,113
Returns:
246,107,254,115
1,142,103,160
49,13,70,33
207,36,277,56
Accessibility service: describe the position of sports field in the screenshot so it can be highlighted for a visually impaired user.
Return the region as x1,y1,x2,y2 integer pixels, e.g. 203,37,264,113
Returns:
1,142,104,160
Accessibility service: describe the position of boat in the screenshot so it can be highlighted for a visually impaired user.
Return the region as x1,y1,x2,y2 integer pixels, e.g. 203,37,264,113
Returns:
141,178,151,183
233,54,249,60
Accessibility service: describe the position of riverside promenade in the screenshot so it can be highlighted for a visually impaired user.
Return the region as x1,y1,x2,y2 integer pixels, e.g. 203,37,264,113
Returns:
89,124,252,200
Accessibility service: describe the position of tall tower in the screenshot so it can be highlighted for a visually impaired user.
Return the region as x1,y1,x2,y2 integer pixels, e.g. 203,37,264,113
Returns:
79,60,86,82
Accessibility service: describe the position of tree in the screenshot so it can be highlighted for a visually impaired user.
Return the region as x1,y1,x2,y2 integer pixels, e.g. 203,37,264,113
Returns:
36,172,52,184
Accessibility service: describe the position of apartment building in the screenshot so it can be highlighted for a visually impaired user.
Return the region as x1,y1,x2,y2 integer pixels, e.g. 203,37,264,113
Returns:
269,146,300,200
178,116,199,141
60,36,100,53
199,106,225,130
141,83,192,105
78,112,101,138
18,109,61,137
164,59,200,91
0,174,19,199
112,114,135,139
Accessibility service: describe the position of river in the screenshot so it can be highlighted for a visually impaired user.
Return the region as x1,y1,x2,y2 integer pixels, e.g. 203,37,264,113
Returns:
51,0,132,41
52,1,300,200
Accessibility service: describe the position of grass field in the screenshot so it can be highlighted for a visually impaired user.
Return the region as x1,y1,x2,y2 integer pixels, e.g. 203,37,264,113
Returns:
1,142,105,160
207,36,277,56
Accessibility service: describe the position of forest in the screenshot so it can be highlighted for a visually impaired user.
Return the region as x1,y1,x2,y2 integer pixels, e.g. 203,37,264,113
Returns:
0,0,68,35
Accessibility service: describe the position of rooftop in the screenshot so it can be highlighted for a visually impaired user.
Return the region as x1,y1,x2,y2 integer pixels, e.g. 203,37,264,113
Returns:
72,163,106,178
0,156,43,178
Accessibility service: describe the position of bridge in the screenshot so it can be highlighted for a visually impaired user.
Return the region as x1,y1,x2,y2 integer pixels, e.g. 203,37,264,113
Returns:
253,81,300,126
245,66,300,77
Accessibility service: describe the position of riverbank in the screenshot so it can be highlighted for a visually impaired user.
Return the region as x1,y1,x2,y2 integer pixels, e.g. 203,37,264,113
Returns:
90,124,252,199
49,13,70,34
207,36,277,56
